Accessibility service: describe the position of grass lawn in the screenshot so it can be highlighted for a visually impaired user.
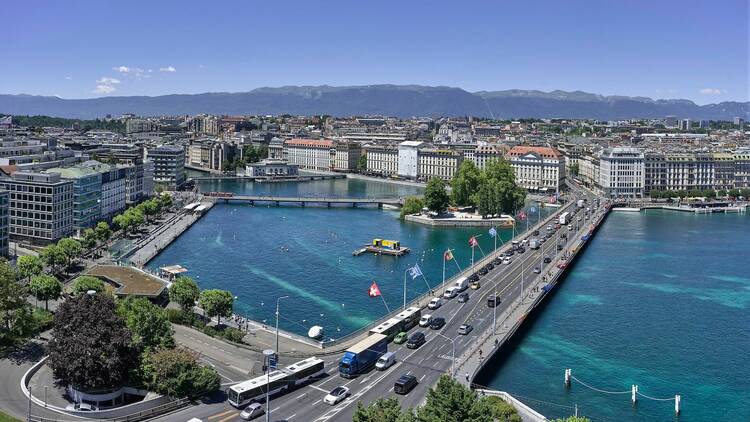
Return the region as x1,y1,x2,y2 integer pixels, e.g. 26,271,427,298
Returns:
0,410,22,422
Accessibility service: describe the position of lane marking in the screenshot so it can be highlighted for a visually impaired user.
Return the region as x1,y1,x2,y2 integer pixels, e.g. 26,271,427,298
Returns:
216,413,238,422
208,410,235,420
307,384,329,393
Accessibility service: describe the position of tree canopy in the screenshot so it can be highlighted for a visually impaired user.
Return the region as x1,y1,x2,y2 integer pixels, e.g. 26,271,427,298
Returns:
28,275,62,311
451,160,482,206
141,347,220,398
48,293,137,390
72,275,106,295
424,178,450,213
400,196,425,219
40,244,67,275
0,260,31,343
476,159,526,216
117,297,174,352
169,277,200,313
17,255,43,282
199,289,233,325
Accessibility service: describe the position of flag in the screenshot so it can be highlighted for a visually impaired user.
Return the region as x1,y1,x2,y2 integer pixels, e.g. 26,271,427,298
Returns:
407,263,423,280
488,227,497,238
444,249,454,261
468,236,478,247
368,282,382,298
518,211,527,220
529,206,538,214
549,195,557,204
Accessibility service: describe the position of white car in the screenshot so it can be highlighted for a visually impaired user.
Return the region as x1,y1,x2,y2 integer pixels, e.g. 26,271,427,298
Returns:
419,314,433,327
65,403,98,412
503,257,511,265
428,297,443,309
324,386,350,405
240,403,264,420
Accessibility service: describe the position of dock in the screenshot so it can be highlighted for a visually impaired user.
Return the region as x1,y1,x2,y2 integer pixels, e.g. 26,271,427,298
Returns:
353,245,411,256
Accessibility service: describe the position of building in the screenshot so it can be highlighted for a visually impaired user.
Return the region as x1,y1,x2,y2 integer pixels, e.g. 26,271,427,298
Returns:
417,148,462,181
44,165,102,230
506,146,565,192
284,139,334,171
699,120,710,129
245,159,299,177
188,140,237,171
397,141,423,179
363,144,398,177
0,191,8,256
187,115,220,136
103,144,145,204
143,160,155,196
147,146,186,190
734,151,750,188
678,119,692,131
0,171,74,245
599,147,645,198
471,144,503,170
125,118,155,134
332,141,362,172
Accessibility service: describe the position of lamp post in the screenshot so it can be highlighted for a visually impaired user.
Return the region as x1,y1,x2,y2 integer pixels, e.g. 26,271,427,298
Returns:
263,349,275,422
275,295,289,359
435,333,456,378
403,268,409,310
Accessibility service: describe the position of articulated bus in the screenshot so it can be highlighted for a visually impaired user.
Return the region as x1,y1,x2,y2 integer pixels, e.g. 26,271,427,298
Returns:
227,357,325,408
369,317,406,341
395,307,422,331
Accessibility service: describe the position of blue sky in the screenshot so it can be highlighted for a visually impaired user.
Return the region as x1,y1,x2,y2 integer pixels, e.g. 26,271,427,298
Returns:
2,0,747,104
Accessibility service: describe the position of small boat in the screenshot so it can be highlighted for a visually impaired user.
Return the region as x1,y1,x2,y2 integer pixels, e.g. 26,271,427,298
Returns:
308,325,324,340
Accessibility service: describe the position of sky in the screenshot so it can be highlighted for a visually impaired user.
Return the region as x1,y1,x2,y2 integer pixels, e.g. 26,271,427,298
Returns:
2,0,748,104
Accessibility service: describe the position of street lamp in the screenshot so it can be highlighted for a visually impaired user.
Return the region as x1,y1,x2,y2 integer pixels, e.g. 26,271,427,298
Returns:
275,295,289,360
435,333,456,378
263,349,275,422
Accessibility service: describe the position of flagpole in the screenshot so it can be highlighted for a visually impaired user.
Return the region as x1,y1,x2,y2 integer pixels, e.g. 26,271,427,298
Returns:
442,253,446,294
403,268,408,310
380,295,391,314
493,227,497,251
471,245,475,274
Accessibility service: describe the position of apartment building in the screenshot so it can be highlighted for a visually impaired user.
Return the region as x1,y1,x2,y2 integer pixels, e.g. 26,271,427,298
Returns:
284,139,334,171
599,147,645,198
332,142,362,172
418,148,463,181
0,171,74,245
0,191,8,256
471,144,503,170
363,144,398,177
506,146,565,192
148,146,186,190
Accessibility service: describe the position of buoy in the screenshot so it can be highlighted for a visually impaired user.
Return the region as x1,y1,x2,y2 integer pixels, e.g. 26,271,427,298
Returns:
675,395,681,415
632,385,638,405
564,369,571,388
307,325,324,340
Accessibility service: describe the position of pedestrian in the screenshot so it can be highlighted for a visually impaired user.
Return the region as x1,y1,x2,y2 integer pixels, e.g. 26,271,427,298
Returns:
465,372,469,381
479,349,483,358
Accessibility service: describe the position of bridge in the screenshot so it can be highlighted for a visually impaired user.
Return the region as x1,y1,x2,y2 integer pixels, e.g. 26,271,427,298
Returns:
188,174,346,182
212,194,405,208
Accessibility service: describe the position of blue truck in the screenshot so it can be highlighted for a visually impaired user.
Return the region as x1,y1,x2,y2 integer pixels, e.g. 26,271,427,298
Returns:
339,333,388,378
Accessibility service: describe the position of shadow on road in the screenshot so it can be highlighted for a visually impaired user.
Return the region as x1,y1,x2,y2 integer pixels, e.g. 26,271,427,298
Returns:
4,341,45,365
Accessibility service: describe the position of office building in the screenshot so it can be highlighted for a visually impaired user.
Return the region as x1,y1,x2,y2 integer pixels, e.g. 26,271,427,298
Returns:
44,166,102,230
0,191,8,256
599,147,645,198
284,139,334,171
506,146,565,192
148,146,186,190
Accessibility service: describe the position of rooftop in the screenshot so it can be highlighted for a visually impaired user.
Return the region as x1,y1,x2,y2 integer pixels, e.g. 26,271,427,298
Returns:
85,265,167,298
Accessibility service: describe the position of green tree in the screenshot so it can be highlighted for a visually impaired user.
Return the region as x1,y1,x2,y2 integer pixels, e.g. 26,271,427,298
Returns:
28,275,62,311
117,297,174,352
169,277,200,314
357,154,367,172
40,244,67,275
649,190,662,199
717,189,727,198
57,238,82,268
740,188,750,198
400,196,425,219
141,347,220,398
199,289,233,325
81,228,98,250
569,162,579,176
417,375,494,422
17,255,43,282
688,189,703,198
0,260,31,342
72,275,106,295
551,417,592,422
728,188,741,198
353,397,416,422
47,292,137,390
704,189,717,199
451,160,482,206
477,159,526,215
95,221,112,243
424,178,450,213
480,395,522,422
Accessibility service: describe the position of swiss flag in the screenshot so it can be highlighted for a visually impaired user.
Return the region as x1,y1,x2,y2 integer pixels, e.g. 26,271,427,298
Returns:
468,236,478,247
368,282,382,298
518,211,527,220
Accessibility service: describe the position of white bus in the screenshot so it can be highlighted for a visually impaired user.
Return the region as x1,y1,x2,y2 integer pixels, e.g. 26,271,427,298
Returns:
227,357,325,408
558,212,570,225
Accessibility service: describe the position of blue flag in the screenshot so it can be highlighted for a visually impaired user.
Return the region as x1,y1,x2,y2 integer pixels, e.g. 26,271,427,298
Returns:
408,263,423,280
529,206,538,214
488,227,497,238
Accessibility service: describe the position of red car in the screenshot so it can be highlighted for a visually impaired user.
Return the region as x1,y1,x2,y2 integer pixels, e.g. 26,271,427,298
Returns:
557,261,568,269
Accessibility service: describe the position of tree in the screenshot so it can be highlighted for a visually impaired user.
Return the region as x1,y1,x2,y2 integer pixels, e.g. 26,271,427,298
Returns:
47,292,137,390
17,255,43,282
141,347,220,398
705,189,717,199
117,297,174,352
95,221,112,243
357,154,367,172
400,196,425,219
169,277,200,314
451,160,482,206
728,188,741,198
72,275,106,295
417,375,495,422
649,190,662,199
481,395,522,422
353,397,415,422
199,289,233,325
424,178,450,213
0,260,31,342
40,244,67,275
569,162,579,176
81,228,98,250
57,238,82,268
717,189,727,198
551,417,592,422
476,159,526,216
28,275,62,311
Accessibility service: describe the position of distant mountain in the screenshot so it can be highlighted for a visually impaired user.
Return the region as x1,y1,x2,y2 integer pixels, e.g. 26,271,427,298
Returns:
0,85,747,120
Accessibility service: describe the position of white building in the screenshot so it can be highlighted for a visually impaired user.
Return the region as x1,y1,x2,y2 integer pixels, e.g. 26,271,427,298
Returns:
417,148,462,181
599,147,645,198
397,141,423,179
506,146,565,192
363,145,398,176
284,139,334,171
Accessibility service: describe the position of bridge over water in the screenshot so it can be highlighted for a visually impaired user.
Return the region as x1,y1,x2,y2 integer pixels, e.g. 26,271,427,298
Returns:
210,194,405,208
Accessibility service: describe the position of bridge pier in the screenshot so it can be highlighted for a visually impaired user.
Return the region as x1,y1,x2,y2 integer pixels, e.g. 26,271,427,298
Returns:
327,202,331,208
352,203,357,208
275,201,279,207
378,202,383,209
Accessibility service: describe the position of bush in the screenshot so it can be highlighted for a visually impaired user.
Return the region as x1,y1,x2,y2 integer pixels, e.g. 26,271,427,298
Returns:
221,327,245,343
164,308,186,324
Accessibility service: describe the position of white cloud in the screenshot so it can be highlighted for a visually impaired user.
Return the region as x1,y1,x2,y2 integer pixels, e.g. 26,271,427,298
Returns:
159,66,177,72
699,88,726,95
113,66,150,79
93,85,116,94
96,77,121,85
64,76,73,80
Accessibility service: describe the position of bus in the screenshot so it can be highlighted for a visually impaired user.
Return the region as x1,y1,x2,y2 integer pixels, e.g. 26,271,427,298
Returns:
369,317,406,341
395,307,422,331
558,212,570,225
227,357,325,407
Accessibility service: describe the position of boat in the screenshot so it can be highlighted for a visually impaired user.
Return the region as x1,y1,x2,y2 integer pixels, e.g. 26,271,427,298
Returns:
308,325,324,340
612,207,641,212
353,239,410,257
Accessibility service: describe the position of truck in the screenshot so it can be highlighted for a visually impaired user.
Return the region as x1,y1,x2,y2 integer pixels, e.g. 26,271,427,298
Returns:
558,212,570,225
339,333,388,378
529,238,540,250
577,199,585,208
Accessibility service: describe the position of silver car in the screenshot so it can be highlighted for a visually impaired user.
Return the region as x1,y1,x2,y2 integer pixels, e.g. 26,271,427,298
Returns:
240,403,264,420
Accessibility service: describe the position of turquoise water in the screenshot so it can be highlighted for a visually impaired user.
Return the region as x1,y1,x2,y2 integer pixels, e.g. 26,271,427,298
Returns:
475,210,750,422
149,178,554,338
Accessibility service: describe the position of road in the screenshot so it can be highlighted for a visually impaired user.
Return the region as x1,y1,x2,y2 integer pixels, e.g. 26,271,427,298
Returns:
160,190,602,422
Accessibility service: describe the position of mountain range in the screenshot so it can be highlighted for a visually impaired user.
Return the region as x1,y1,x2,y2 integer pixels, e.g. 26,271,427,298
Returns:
1,85,747,121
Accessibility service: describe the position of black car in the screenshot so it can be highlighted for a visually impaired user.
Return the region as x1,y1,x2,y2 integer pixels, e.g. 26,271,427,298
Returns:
557,244,564,251
532,230,540,236
506,250,515,256
394,374,418,395
543,256,552,263
406,332,426,349
457,292,469,303
468,273,479,282
429,317,445,330
493,258,503,265
478,267,488,275
487,295,499,308
517,247,526,254
486,263,495,270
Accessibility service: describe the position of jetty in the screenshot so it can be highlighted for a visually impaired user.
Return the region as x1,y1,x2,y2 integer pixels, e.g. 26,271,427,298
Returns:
353,239,411,257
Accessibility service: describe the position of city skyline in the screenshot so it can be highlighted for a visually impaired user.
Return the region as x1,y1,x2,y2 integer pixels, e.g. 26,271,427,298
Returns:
2,0,747,104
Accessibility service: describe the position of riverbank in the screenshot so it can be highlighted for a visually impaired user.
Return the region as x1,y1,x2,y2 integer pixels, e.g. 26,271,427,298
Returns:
405,212,516,227
343,172,427,188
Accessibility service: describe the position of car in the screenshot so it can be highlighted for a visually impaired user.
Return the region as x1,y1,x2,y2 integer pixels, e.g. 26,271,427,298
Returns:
517,247,526,254
487,295,499,308
506,250,515,256
375,352,396,370
469,280,480,290
503,257,511,265
65,403,98,412
394,331,408,344
394,374,418,395
406,332,426,349
457,292,470,302
554,223,561,229
428,297,443,309
478,267,488,275
419,314,433,327
577,217,582,222
457,324,474,335
323,386,350,405
493,257,503,265
546,225,553,231
532,229,540,235
557,261,568,269
240,403,264,420
486,263,495,270
533,266,541,274
543,256,552,263
557,244,564,251
430,317,446,330
468,273,480,282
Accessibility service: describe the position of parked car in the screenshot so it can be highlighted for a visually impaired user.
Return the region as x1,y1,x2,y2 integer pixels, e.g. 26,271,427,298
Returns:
65,403,98,412
457,324,474,335
478,267,488,275
532,229,540,236
323,386,351,405
394,374,418,395
394,331,408,344
240,403,264,420
406,332,426,349
457,292,470,303
429,317,446,330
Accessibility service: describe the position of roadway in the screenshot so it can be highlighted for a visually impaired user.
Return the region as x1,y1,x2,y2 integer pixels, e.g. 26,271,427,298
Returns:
160,190,602,422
